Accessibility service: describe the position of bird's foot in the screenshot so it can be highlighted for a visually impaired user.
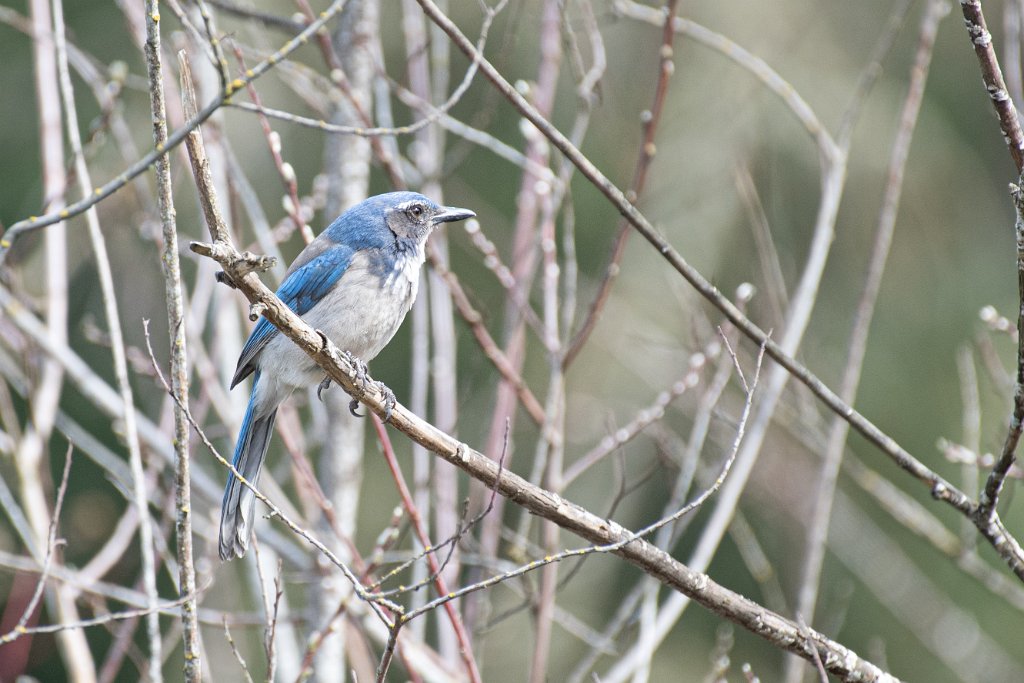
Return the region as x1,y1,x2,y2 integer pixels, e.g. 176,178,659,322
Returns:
351,382,396,421
317,376,332,402
343,352,372,418
348,398,362,418
341,352,396,421
377,382,396,423
343,351,371,385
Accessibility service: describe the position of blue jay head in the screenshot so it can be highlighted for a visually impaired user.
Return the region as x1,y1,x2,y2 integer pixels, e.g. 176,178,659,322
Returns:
382,192,476,242
320,192,475,253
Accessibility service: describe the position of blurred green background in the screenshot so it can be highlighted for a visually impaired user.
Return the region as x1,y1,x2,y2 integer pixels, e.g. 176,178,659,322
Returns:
2,1,1023,681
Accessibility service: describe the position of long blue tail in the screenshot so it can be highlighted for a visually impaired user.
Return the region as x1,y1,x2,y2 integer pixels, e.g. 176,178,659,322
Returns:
220,374,277,560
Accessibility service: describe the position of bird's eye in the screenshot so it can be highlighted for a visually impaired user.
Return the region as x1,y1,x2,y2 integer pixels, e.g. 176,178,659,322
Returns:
408,204,424,219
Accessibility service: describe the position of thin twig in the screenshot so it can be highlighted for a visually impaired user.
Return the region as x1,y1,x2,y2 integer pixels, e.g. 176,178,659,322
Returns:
564,0,680,367
1,594,194,643
371,416,482,683
0,0,349,260
786,4,947,682
413,0,1024,580
223,617,256,683
192,192,897,680
960,0,1024,172
978,180,1024,520
0,447,73,645
194,0,229,90
796,613,829,683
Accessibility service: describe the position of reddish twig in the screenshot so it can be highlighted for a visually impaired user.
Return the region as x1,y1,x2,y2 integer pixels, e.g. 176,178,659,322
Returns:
371,415,482,683
229,44,312,242
564,0,681,367
415,0,1024,580
428,241,547,424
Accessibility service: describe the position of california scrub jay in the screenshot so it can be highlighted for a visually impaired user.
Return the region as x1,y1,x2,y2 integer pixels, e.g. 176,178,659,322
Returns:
220,191,475,560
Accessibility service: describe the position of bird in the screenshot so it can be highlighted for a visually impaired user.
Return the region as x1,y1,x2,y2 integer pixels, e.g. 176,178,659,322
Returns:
219,191,475,560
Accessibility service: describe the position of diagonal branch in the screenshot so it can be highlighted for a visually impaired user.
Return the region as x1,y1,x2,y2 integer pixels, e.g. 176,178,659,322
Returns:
979,182,1024,521
0,0,348,262
786,4,948,682
190,225,898,680
182,84,896,675
413,0,1024,581
960,0,1024,173
563,0,681,367
960,0,1024,537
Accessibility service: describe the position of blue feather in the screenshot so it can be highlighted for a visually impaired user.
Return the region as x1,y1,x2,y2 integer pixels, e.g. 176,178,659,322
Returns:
231,243,356,387
220,191,475,559
283,244,357,315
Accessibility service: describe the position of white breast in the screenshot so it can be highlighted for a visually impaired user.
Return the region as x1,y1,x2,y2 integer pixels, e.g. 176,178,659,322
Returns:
258,246,425,392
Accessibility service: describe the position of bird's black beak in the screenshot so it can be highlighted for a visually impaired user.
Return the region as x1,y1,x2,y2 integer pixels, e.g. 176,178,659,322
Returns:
432,206,476,225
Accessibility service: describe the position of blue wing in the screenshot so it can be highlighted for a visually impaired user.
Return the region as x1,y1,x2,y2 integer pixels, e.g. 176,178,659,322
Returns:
230,243,356,388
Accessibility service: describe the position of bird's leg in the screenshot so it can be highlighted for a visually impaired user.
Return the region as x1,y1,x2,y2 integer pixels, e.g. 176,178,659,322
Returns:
354,382,395,421
343,351,370,417
348,398,363,418
341,352,397,422
377,383,396,423
343,352,370,388
314,331,334,402
317,376,332,401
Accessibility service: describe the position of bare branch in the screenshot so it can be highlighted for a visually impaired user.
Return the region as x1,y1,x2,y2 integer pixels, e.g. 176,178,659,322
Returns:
787,4,948,681
0,0,349,260
979,180,1024,520
960,0,1024,172
564,0,681,367
0,447,73,646
413,0,1024,580
191,207,896,677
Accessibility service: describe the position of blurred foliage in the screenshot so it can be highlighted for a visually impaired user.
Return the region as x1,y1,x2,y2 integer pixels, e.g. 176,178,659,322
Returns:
2,1,1024,681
